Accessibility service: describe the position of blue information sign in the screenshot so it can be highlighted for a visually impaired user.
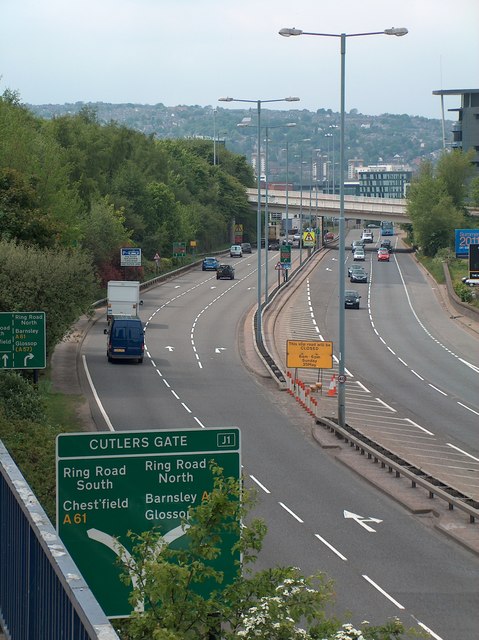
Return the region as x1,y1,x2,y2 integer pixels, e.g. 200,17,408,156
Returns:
455,229,479,258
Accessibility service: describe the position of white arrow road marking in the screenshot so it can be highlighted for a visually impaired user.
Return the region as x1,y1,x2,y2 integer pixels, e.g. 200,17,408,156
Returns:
215,347,226,354
343,510,383,532
165,346,175,351
87,524,189,612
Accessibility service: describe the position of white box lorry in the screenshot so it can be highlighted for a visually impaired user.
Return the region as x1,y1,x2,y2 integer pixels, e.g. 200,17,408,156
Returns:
107,281,142,320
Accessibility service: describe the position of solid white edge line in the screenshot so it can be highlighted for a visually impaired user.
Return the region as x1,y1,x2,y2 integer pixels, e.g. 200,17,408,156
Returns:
446,443,479,462
81,355,114,432
250,475,271,494
314,534,347,561
278,502,304,523
362,575,404,609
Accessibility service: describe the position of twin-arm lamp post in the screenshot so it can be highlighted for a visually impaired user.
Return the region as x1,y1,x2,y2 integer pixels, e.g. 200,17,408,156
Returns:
279,26,407,428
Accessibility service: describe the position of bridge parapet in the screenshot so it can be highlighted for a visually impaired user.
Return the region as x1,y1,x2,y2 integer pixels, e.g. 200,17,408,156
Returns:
245,187,409,223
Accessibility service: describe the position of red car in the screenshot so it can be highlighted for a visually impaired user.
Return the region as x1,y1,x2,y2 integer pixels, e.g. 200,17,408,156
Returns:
377,248,390,262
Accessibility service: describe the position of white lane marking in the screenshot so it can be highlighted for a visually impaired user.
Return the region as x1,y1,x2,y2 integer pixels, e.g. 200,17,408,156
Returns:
428,383,447,396
171,390,180,400
181,402,192,413
279,502,304,523
446,443,479,462
458,358,479,374
82,355,114,431
457,401,479,416
397,357,408,366
355,380,370,392
375,398,396,412
362,575,404,609
404,418,434,436
314,534,348,561
194,416,205,428
250,475,271,494
411,370,424,380
416,621,443,640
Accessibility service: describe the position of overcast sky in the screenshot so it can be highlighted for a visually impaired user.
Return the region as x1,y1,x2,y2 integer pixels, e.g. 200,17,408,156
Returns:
1,0,477,119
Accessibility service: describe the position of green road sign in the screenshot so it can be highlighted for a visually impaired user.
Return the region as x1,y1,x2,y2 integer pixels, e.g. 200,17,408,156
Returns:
0,312,46,370
56,428,241,618
173,241,186,257
280,244,291,266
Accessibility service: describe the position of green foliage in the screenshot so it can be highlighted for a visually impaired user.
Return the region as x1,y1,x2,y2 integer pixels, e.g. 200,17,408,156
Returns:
407,160,464,257
0,371,46,422
470,176,479,206
0,240,98,357
454,282,474,303
435,149,475,210
115,467,421,640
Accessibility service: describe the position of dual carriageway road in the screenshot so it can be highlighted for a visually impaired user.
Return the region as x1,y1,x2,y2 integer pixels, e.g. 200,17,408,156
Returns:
80,238,479,639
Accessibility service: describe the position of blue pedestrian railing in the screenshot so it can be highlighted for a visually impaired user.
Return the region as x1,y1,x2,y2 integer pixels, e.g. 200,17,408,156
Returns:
0,441,120,640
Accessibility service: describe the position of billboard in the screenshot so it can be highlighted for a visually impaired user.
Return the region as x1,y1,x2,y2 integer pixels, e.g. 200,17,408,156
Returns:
455,229,479,258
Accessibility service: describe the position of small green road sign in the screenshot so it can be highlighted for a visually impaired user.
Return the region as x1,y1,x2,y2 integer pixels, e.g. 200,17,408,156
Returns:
173,242,186,257
280,244,291,266
56,428,241,618
0,312,46,370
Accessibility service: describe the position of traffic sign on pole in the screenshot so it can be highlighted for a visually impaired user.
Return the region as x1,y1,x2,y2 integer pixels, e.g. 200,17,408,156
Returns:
0,312,46,370
56,428,241,617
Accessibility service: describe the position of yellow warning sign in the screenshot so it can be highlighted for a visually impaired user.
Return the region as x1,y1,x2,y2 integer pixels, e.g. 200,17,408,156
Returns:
302,231,316,247
286,339,333,369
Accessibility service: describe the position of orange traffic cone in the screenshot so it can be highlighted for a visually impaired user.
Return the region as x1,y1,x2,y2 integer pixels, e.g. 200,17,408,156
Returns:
327,374,337,397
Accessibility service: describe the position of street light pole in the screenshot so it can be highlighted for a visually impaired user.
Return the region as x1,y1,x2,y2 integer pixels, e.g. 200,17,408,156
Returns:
213,108,217,166
218,96,300,344
279,25,407,428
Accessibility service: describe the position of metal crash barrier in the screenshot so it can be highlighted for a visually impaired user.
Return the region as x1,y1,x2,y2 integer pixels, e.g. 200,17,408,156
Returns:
0,441,119,640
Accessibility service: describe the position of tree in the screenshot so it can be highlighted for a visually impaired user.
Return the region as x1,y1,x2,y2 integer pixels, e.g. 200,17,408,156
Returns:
116,466,420,640
407,160,464,257
435,149,475,210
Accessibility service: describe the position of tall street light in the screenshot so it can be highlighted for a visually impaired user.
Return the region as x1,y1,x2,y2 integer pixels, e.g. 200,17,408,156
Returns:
218,96,300,344
279,26,407,428
238,121,296,302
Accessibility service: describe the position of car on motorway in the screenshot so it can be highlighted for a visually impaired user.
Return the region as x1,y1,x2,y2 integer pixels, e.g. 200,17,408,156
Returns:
377,247,390,262
348,263,364,277
344,290,361,309
268,240,280,251
353,247,365,261
350,267,368,283
361,229,374,243
241,242,252,254
202,256,219,271
351,239,365,252
366,221,380,228
324,231,335,241
216,264,235,280
230,244,243,257
380,239,393,253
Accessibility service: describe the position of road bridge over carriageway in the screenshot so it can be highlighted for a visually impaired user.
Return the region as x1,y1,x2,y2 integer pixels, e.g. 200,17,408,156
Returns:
246,187,409,225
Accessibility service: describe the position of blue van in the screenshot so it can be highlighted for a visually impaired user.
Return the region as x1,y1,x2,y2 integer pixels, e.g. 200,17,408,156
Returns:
104,316,145,363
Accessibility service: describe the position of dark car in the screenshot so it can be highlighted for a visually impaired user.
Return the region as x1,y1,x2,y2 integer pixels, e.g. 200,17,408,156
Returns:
348,263,364,277
241,242,252,254
345,290,361,309
202,256,219,271
350,267,368,283
216,264,235,280
380,239,392,253
268,240,280,251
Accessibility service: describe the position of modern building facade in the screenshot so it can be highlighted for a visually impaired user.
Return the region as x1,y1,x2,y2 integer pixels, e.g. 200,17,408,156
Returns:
432,89,479,172
357,165,412,198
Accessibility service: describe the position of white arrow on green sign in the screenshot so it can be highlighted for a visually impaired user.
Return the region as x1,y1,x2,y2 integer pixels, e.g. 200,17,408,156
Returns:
0,312,46,370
